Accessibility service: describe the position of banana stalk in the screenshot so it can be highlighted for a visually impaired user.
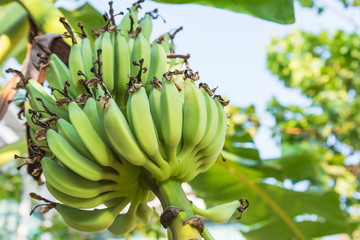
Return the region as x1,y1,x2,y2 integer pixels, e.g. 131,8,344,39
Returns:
144,178,202,240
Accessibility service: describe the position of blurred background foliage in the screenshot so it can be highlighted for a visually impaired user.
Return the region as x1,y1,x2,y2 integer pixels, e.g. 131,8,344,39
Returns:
0,0,360,239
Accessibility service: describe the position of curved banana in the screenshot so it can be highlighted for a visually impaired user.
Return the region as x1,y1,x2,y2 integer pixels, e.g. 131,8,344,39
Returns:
26,79,69,121
145,42,167,88
108,197,142,235
118,4,139,39
56,197,130,232
80,37,95,80
46,129,118,182
68,44,86,96
191,200,242,223
148,84,163,142
103,98,164,180
131,31,150,82
56,118,95,161
128,86,170,176
41,157,119,198
193,97,227,161
161,76,183,167
99,31,114,93
82,97,106,141
46,55,66,100
178,79,207,161
139,13,152,40
46,182,122,209
68,101,120,170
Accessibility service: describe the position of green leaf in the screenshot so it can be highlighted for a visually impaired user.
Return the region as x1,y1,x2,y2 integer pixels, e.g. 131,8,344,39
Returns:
190,158,354,239
151,0,295,24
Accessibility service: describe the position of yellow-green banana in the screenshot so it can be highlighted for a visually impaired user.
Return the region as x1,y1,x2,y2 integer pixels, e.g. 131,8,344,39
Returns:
46,129,118,182
68,44,86,96
99,31,114,93
56,198,130,232
68,101,119,169
128,86,170,176
41,157,119,198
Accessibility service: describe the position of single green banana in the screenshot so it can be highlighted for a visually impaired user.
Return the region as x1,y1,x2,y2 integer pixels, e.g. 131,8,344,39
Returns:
68,101,119,170
103,98,164,180
80,37,95,80
130,31,150,82
139,13,152,40
191,200,242,223
56,118,95,161
145,42,167,88
82,97,106,141
99,31,114,93
178,79,207,162
128,86,170,176
49,54,71,85
114,31,131,108
41,157,120,198
46,55,65,100
148,84,163,142
46,129,118,182
107,198,141,235
161,76,183,167
46,181,122,209
68,44,86,96
118,4,139,39
26,79,69,120
93,33,103,56
56,197,130,232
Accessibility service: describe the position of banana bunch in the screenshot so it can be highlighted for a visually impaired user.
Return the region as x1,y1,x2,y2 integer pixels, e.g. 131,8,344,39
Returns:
17,1,239,237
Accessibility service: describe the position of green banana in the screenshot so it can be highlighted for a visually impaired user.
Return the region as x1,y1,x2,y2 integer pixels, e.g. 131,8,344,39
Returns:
118,4,139,39
193,97,227,161
46,55,65,100
149,84,163,142
99,31,114,93
191,200,242,223
41,157,120,198
161,75,183,167
82,97,106,141
46,129,118,182
68,44,86,96
127,35,135,59
128,86,170,176
139,13,152,40
178,79,207,161
26,79,69,121
114,31,131,108
108,198,142,235
46,182,122,209
56,118,95,161
56,197,130,232
130,31,150,82
145,41,167,88
68,101,120,170
103,98,164,180
80,37,95,80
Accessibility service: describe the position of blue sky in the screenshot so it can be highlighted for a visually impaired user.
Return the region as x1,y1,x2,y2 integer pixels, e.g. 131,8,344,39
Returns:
55,0,357,159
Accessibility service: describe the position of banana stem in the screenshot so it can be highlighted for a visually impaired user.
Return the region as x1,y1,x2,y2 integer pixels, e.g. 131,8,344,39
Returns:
152,179,202,240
